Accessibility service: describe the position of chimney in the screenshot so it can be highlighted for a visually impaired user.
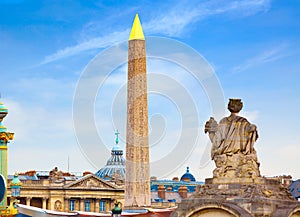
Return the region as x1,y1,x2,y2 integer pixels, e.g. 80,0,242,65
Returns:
83,171,92,176
172,177,179,182
157,185,165,200
178,185,188,199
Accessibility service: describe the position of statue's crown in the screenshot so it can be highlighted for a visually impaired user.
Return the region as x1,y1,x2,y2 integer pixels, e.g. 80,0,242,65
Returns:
228,98,243,113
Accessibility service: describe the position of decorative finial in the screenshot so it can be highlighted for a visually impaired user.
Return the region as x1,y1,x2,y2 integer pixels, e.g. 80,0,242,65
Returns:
115,130,120,144
0,101,8,124
187,166,190,173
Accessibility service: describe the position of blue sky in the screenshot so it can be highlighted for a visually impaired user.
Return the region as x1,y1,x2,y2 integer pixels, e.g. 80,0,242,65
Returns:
1,0,300,181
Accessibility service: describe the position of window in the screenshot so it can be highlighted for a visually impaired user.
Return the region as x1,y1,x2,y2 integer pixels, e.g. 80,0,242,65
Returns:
69,200,75,211
85,200,91,212
100,200,106,212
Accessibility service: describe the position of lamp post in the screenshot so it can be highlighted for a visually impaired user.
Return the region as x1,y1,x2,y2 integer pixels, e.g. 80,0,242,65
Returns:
111,201,122,217
0,101,16,216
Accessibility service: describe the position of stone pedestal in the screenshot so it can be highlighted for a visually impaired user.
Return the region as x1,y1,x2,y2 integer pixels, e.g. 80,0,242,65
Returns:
171,178,300,217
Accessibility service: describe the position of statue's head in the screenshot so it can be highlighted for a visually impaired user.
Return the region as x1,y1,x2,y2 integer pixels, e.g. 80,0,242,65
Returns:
228,98,243,113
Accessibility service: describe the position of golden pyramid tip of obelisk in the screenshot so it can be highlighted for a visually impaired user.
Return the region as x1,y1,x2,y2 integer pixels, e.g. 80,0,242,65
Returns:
129,13,145,40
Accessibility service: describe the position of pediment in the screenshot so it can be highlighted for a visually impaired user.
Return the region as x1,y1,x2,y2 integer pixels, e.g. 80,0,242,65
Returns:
64,174,116,190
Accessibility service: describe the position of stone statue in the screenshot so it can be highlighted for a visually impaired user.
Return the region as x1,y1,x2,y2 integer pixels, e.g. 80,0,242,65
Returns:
49,167,64,181
205,99,260,178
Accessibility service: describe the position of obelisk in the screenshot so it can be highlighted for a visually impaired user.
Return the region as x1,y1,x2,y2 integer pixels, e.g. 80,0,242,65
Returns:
125,14,150,207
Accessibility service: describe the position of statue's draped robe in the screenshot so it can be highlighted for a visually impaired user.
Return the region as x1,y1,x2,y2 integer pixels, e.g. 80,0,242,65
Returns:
211,114,258,159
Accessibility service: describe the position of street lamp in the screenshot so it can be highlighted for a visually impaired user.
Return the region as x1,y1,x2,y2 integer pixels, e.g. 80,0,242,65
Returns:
10,173,22,197
9,173,22,215
111,201,122,217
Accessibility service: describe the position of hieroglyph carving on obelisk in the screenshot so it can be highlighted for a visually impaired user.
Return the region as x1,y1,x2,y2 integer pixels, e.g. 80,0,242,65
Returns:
125,14,151,207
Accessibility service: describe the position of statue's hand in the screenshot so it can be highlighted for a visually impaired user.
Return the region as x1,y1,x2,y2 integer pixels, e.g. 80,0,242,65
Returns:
205,117,218,133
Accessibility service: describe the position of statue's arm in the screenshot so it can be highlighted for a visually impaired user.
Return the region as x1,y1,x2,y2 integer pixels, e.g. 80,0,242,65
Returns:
205,117,218,142
246,123,259,141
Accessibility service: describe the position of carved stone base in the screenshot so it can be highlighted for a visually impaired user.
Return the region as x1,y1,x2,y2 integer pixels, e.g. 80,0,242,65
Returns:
205,177,266,185
171,177,300,217
213,153,260,179
197,178,294,201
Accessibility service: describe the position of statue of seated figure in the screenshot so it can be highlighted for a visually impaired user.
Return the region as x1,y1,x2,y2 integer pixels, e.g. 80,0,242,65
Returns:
205,99,260,179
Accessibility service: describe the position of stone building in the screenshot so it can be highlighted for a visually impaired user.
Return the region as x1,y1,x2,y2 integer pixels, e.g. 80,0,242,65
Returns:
7,129,201,213
6,131,126,213
7,168,124,213
289,179,300,201
151,167,203,206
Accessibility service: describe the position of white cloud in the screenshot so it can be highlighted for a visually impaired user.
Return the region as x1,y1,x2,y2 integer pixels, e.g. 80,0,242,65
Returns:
41,0,271,64
145,0,270,36
41,30,129,65
232,43,289,73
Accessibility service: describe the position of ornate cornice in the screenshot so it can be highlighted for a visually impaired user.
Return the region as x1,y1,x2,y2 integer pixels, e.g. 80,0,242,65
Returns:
0,132,14,143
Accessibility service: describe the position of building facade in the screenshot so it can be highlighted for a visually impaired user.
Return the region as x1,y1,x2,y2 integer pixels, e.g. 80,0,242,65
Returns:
7,169,124,213
151,167,203,207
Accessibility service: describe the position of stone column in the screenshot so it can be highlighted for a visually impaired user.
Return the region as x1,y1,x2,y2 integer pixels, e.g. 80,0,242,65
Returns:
80,198,85,211
90,199,94,212
95,199,99,212
75,199,79,211
26,197,31,206
47,199,51,210
42,197,47,209
109,199,114,210
64,197,69,212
